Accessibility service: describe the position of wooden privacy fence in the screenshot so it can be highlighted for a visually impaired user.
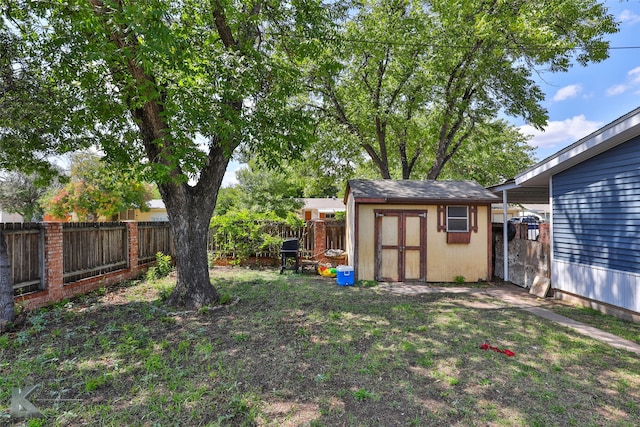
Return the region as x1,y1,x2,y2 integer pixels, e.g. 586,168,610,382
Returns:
325,221,345,252
63,222,128,283
3,223,43,295
138,222,173,264
4,221,173,311
207,220,306,261
7,218,344,310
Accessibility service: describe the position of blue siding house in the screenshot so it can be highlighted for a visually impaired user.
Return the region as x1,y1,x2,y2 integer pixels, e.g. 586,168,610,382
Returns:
493,107,640,318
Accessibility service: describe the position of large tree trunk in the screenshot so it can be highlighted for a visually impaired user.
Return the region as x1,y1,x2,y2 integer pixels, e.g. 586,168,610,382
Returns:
0,229,15,332
164,195,219,309
158,146,231,309
88,0,247,308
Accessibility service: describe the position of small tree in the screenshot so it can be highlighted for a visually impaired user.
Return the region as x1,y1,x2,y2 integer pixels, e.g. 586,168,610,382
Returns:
0,170,59,221
41,152,153,221
233,162,305,218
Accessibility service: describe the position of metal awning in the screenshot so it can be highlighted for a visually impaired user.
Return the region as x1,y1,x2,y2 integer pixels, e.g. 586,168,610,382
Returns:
488,180,549,205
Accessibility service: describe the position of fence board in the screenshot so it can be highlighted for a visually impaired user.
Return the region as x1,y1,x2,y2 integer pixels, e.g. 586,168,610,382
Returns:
326,221,345,250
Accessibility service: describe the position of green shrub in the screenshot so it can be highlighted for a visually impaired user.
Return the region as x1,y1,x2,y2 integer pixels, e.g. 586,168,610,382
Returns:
146,252,174,281
209,209,304,263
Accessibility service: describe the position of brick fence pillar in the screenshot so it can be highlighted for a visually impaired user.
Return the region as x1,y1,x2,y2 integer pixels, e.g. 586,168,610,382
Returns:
313,219,329,264
538,223,550,245
43,222,64,302
125,221,139,271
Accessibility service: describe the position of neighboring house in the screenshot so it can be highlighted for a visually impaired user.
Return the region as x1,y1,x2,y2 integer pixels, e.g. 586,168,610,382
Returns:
301,198,345,221
490,204,521,223
491,106,640,317
344,179,499,283
119,199,169,222
0,210,24,223
520,204,550,222
42,200,169,222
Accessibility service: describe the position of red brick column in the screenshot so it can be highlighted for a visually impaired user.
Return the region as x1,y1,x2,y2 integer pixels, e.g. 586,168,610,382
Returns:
43,222,64,303
313,219,329,264
125,221,139,271
538,223,550,245
515,223,528,239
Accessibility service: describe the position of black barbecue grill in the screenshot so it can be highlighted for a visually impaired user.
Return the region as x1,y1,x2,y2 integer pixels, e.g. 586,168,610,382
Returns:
280,238,299,274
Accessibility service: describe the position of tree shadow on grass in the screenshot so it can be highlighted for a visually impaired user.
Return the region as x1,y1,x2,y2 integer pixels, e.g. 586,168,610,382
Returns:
1,269,638,426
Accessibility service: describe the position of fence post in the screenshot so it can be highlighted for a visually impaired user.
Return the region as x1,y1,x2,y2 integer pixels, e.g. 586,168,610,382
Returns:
43,223,64,303
125,221,139,271
313,219,329,264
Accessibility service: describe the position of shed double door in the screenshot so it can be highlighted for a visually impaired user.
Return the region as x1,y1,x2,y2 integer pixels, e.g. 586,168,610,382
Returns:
375,210,426,281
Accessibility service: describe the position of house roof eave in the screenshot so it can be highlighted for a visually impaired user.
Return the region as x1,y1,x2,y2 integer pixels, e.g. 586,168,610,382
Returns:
515,106,640,187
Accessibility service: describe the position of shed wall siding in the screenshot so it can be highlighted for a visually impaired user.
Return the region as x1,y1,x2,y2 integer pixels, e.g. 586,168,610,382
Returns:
552,136,640,312
355,203,489,282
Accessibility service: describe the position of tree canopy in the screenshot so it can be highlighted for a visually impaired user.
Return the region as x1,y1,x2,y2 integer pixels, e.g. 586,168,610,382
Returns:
1,0,333,308
310,0,618,180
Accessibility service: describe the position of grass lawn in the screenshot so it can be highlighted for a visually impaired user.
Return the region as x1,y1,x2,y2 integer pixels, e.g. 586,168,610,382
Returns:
1,267,640,426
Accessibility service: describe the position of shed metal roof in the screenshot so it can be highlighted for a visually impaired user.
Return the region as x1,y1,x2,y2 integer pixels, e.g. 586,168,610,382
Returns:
346,179,500,204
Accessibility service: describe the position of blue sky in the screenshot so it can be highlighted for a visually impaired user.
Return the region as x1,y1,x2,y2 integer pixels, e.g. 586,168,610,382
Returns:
222,1,640,186
519,1,640,160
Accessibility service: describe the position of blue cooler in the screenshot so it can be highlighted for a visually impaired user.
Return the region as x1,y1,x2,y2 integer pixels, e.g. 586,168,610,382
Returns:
336,265,354,286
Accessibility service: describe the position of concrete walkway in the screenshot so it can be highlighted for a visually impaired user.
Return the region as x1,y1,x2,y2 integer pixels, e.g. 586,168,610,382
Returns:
378,281,640,355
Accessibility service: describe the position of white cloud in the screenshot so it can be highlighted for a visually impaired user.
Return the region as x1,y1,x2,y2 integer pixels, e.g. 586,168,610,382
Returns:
221,170,238,188
606,84,627,96
221,160,245,187
552,84,582,101
519,115,602,150
606,66,640,96
629,66,640,82
619,10,640,25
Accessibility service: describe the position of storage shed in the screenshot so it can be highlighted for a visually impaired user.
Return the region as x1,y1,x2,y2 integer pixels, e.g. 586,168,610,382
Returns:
491,106,640,318
344,179,499,282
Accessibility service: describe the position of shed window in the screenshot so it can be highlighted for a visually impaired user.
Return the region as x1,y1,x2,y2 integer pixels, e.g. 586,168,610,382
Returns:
446,206,468,232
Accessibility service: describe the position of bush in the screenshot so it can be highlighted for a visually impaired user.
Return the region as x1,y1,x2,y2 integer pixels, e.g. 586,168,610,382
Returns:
146,252,174,281
209,209,303,264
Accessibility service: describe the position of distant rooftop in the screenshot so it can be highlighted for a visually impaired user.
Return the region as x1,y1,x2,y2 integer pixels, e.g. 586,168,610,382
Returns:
147,199,165,209
302,198,345,211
